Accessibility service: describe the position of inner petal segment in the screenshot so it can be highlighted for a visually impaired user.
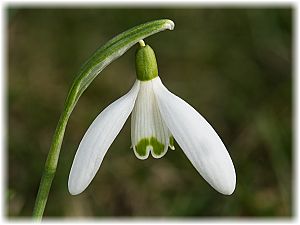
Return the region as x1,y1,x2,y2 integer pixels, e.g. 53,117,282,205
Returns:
131,79,173,160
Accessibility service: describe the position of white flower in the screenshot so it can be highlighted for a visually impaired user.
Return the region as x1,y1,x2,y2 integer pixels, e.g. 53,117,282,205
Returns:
68,42,236,196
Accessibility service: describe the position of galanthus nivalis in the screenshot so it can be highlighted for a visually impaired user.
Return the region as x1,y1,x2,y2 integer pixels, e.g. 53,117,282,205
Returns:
68,40,236,196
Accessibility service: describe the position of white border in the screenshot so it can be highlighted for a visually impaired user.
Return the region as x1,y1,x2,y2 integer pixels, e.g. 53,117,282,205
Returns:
0,0,6,222
0,0,298,224
1,0,297,6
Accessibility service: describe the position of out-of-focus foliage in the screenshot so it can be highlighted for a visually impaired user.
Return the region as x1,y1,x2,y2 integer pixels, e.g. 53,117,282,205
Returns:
8,8,292,217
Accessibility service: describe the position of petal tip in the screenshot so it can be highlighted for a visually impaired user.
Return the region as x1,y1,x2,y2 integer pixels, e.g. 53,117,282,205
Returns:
68,183,84,196
69,189,81,196
133,145,150,160
216,173,236,195
220,184,236,195
68,175,87,195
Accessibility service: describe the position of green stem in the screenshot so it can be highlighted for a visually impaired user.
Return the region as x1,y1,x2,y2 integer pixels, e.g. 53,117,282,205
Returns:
32,110,68,219
32,19,174,220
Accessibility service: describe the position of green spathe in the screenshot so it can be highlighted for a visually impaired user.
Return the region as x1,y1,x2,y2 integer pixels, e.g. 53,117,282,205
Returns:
135,137,165,157
135,45,158,81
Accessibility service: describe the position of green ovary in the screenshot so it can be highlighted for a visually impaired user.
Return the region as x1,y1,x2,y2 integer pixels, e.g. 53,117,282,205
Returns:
135,137,165,157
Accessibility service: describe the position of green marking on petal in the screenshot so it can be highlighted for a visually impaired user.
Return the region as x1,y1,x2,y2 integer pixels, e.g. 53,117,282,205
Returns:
169,136,175,150
135,137,165,158
150,137,165,156
135,138,149,157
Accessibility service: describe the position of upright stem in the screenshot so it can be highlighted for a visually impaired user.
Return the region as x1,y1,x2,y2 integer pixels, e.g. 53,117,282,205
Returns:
32,110,69,220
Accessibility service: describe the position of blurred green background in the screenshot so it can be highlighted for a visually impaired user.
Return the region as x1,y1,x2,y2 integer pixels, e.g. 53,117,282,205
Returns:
8,8,292,217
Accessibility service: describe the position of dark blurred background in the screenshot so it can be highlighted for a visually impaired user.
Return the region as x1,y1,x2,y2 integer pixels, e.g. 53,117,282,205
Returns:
7,8,292,217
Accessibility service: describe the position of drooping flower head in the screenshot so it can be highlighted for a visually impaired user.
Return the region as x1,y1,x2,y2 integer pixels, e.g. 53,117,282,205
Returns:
68,40,236,196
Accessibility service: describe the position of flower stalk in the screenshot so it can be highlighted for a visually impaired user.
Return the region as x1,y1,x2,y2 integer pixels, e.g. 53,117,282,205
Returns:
32,19,174,220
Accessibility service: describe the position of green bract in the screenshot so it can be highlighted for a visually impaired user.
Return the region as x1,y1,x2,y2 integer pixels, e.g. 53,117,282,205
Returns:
33,19,175,220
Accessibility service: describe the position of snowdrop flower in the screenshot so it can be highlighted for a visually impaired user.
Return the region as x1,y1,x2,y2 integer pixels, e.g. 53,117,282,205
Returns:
68,40,236,196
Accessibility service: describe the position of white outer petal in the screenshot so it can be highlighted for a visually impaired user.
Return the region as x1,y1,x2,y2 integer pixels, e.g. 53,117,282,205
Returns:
68,80,140,195
153,77,236,195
